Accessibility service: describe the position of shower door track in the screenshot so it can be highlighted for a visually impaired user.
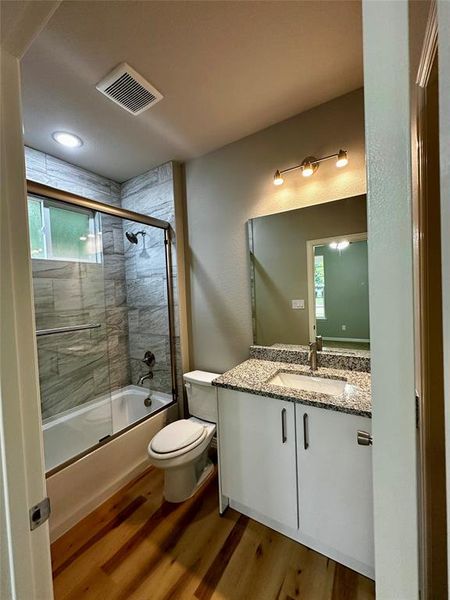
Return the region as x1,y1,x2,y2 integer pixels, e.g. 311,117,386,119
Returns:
27,180,179,476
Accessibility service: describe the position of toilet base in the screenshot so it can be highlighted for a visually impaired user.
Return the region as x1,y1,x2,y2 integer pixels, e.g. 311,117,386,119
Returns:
164,454,214,503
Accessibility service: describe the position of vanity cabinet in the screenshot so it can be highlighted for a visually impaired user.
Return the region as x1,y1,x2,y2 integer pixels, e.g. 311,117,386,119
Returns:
296,405,374,573
218,388,298,529
217,388,374,579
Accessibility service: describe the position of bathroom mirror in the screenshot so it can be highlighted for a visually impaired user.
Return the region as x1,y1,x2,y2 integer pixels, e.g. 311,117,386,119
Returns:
248,194,370,352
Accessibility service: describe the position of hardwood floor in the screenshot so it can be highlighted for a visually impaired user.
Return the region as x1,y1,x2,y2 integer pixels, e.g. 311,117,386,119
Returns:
51,467,375,600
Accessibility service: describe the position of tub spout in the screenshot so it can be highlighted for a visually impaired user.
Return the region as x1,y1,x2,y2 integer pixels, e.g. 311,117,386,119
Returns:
137,371,153,385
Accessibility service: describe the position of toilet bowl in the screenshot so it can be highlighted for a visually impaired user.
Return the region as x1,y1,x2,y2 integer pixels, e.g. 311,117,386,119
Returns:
147,371,220,503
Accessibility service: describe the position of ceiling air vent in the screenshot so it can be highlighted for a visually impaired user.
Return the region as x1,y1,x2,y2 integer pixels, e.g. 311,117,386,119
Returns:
96,63,163,115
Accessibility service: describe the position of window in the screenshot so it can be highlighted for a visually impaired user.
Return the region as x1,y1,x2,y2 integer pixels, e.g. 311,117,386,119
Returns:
314,254,326,319
28,195,101,263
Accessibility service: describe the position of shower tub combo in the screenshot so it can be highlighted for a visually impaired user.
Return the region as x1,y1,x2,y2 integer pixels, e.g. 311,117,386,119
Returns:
27,180,179,538
43,386,172,472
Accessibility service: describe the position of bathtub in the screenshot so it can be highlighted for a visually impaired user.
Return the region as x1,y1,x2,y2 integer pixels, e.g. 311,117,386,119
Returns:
43,385,172,472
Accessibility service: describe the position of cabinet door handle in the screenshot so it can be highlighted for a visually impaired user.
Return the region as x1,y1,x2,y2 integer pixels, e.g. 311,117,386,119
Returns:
281,408,287,443
357,430,373,446
303,413,309,449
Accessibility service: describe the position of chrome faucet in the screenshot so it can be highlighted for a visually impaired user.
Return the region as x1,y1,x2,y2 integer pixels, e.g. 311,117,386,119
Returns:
137,350,156,386
137,371,153,385
308,336,323,372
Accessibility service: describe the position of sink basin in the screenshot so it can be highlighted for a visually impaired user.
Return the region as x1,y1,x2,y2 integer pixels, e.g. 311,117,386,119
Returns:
268,372,346,396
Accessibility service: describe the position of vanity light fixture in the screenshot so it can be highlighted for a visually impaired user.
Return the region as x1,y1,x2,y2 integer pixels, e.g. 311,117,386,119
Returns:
52,131,84,148
329,240,350,251
273,149,348,185
273,170,284,186
336,149,348,168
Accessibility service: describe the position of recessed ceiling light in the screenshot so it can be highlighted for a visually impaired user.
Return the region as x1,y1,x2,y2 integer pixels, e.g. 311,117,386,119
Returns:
52,131,83,148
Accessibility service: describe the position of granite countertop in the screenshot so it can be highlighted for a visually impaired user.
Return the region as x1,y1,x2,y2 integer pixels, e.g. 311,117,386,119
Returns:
213,358,371,418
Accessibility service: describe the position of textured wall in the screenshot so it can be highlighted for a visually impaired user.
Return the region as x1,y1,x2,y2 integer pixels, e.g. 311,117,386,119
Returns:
185,89,366,372
121,163,182,397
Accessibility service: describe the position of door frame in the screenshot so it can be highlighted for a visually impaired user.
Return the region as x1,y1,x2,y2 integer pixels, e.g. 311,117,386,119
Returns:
412,2,447,596
306,232,367,342
437,0,450,589
1,3,60,598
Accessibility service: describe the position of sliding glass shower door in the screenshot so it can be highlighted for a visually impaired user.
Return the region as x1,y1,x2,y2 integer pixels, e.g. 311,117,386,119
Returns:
28,188,175,473
30,194,114,471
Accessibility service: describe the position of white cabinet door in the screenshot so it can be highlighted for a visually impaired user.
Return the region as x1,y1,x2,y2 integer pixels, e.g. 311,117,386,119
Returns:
218,389,298,529
296,405,374,570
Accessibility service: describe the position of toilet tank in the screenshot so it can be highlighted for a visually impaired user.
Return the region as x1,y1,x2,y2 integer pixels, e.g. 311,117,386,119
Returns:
184,370,220,423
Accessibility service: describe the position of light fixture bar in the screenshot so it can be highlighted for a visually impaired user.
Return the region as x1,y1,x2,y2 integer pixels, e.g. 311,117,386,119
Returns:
274,149,348,185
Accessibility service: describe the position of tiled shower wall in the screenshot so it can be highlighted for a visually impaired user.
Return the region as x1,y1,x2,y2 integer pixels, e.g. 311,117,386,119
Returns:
25,147,181,419
121,162,181,396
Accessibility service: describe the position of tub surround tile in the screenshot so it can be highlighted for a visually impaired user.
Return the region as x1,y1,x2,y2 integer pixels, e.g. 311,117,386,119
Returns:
106,307,130,337
40,364,97,419
28,149,129,417
126,276,167,307
33,279,54,311
25,146,47,177
213,359,371,418
45,155,113,199
249,344,371,372
27,148,181,418
32,259,88,280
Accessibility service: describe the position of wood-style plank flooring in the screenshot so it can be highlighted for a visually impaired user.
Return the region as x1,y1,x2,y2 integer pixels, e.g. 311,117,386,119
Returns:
51,466,375,600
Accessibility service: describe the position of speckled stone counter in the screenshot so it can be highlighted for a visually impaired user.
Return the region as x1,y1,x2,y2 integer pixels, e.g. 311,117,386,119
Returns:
213,358,371,418
249,345,371,373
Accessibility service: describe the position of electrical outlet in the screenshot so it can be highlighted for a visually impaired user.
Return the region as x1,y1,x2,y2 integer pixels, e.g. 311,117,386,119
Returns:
292,299,305,310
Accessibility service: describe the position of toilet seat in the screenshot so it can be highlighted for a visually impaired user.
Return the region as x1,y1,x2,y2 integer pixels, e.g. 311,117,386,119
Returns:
149,419,207,459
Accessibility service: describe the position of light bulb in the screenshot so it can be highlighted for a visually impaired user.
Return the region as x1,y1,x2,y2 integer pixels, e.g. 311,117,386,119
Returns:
79,236,87,241
52,131,83,148
302,162,314,177
336,149,348,168
338,240,350,250
329,242,338,249
273,170,284,186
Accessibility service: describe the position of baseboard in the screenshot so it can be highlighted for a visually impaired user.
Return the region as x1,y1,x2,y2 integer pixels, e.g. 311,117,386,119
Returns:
323,337,370,343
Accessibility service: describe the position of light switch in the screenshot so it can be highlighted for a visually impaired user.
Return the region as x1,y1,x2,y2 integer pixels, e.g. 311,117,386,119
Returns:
291,299,305,310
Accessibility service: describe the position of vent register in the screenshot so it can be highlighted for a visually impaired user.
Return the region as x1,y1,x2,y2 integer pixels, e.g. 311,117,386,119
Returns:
96,63,163,115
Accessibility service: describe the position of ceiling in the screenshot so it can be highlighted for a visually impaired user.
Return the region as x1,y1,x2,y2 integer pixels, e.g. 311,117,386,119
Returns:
21,0,363,182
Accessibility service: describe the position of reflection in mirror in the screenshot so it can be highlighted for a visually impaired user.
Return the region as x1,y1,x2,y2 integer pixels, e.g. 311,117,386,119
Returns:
248,195,370,353
308,235,369,350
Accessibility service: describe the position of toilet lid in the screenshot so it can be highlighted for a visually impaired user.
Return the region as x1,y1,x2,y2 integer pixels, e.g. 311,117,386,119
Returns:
150,419,205,454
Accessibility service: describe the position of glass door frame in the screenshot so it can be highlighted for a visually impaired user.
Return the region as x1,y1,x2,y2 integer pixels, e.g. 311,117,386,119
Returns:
27,180,178,476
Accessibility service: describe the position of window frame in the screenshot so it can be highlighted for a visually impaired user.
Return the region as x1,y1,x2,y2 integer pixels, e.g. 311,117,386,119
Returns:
28,194,102,264
314,253,326,320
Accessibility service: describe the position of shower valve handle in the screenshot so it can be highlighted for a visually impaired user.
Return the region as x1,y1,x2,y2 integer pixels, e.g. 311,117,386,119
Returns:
142,351,156,368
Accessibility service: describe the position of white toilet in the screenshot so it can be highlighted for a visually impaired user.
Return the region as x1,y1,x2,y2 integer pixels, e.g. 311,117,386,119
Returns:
147,370,220,503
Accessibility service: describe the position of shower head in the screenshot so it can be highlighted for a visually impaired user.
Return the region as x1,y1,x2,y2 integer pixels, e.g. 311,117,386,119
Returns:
126,230,146,244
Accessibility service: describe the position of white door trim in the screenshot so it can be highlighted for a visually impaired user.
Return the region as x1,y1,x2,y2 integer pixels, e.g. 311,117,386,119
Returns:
1,3,60,598
306,232,367,342
362,1,419,597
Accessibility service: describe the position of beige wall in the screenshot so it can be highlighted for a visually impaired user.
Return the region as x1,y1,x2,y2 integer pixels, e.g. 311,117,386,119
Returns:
185,88,366,372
